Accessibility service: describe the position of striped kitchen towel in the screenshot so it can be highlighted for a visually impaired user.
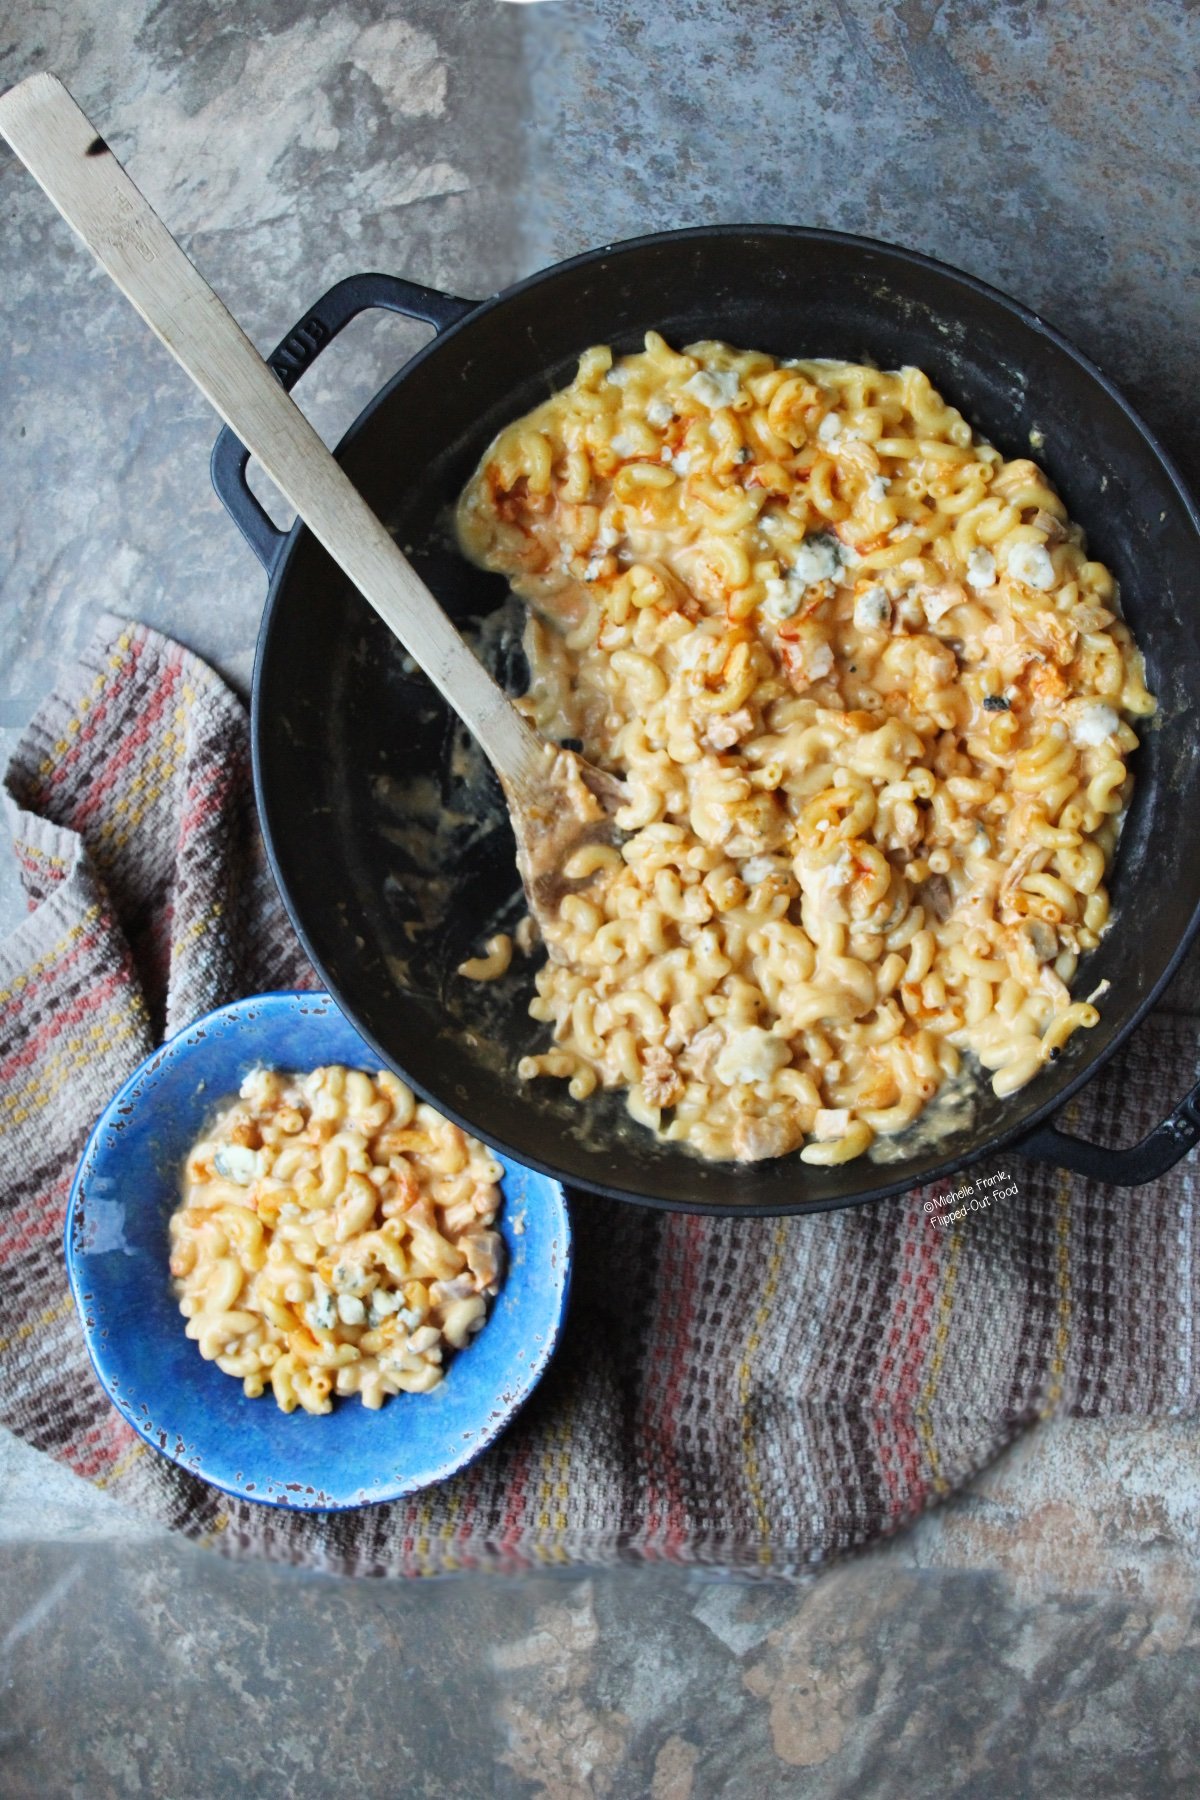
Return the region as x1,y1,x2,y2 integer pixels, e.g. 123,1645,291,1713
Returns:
2,613,1198,1576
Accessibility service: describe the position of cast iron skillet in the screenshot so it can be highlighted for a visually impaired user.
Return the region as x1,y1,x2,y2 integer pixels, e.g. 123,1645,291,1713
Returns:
212,227,1200,1216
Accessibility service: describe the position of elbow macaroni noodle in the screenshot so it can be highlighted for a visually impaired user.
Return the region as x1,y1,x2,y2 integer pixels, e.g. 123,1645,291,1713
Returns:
456,334,1155,1165
169,1066,505,1413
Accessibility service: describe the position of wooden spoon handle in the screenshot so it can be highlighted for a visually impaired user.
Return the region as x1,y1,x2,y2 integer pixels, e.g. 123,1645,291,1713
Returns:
0,72,545,793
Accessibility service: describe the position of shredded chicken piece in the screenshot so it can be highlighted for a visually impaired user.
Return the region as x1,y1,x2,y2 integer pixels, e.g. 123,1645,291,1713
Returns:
641,1045,685,1107
1031,611,1080,666
462,1228,505,1292
1073,603,1115,632
703,707,756,752
405,1196,439,1234
732,1110,805,1162
1030,508,1067,544
681,1023,724,1082
429,1274,478,1304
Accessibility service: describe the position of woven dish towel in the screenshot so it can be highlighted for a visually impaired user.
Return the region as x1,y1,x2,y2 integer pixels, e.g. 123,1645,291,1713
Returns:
3,614,1199,1577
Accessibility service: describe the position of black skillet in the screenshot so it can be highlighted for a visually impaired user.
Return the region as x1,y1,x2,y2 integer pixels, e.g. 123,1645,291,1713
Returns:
211,227,1200,1216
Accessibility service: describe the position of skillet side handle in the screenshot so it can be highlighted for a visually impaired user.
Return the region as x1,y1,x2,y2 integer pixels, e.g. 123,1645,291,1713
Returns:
210,272,478,572
1018,1072,1200,1186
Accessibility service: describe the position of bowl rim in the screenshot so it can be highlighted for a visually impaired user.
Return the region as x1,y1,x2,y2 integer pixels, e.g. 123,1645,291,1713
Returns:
64,989,574,1512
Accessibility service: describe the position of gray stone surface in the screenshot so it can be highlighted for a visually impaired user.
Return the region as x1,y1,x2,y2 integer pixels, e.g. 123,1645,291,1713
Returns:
3,1417,1200,1798
0,0,527,919
521,0,1200,494
3,0,1200,1794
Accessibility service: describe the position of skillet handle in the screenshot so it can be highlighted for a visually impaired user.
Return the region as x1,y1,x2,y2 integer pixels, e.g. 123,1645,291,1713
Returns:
1017,1071,1200,1186
210,272,477,572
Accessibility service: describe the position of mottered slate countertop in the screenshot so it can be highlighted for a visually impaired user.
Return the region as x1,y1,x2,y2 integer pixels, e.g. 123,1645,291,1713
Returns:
2,2,1198,1794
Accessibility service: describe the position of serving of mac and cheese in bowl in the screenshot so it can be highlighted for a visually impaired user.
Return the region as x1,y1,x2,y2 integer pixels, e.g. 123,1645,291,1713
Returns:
235,229,1200,1214
66,993,572,1509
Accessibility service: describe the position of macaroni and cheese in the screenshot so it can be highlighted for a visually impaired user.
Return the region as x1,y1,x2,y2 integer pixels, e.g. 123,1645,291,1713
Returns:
169,1066,505,1413
456,334,1154,1165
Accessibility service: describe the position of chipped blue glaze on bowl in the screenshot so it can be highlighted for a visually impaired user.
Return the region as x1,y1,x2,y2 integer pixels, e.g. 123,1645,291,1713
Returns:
65,992,572,1511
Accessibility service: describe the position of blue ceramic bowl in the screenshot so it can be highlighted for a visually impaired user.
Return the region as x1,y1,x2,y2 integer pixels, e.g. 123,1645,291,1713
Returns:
65,992,572,1510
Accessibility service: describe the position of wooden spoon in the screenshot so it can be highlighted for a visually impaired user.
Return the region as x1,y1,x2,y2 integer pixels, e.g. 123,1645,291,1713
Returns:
0,73,624,933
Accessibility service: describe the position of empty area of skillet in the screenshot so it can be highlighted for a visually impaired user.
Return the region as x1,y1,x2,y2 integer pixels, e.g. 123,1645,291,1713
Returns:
252,228,1200,1214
